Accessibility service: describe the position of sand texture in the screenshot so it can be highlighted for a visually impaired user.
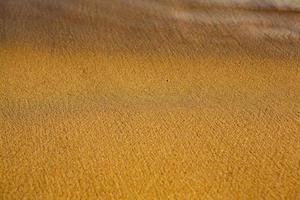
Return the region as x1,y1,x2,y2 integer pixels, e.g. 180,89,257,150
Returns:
1,0,300,199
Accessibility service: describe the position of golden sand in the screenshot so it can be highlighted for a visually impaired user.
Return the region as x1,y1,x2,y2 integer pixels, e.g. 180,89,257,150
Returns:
1,0,300,199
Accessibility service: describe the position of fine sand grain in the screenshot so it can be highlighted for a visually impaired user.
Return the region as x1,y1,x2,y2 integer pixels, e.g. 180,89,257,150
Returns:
1,0,300,199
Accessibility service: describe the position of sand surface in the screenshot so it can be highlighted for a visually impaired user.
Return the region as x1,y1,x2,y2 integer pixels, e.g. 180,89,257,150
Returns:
1,0,300,199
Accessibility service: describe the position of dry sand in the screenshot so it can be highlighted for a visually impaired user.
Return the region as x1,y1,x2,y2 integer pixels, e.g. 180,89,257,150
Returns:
1,0,300,199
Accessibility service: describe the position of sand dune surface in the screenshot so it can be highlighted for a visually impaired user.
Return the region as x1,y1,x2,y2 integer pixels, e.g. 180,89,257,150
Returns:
1,0,300,199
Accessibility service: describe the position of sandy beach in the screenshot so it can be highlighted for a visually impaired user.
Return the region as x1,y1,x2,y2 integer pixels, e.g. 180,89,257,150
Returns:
1,0,300,199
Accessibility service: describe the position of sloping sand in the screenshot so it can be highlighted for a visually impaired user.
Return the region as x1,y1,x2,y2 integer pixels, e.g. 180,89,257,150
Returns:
1,0,300,199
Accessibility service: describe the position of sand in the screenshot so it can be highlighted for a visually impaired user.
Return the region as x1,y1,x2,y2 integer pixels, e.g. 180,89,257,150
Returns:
1,0,300,199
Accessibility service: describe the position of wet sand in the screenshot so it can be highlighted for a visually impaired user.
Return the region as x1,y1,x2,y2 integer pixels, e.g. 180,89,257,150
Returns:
1,0,300,199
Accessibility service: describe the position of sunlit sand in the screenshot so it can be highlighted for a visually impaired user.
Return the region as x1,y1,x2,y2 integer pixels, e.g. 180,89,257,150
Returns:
1,0,300,199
